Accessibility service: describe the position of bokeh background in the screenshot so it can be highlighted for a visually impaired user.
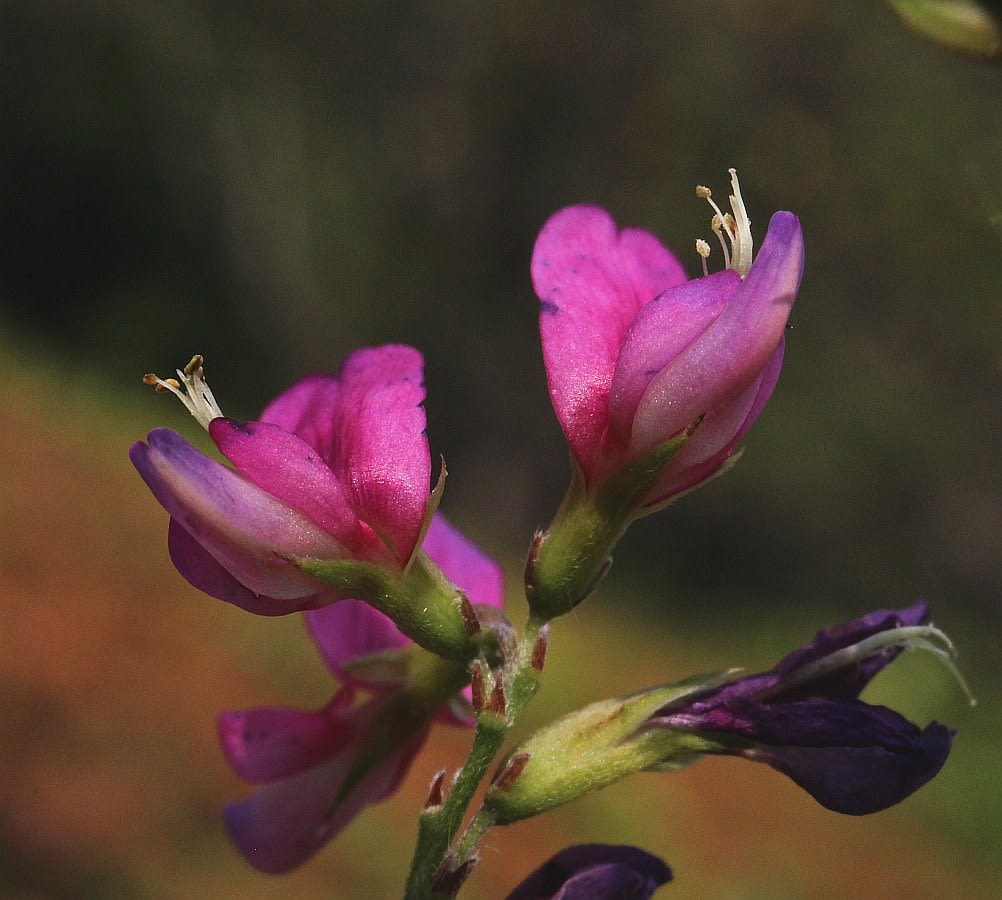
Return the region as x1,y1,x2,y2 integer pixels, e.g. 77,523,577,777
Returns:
2,2,1000,897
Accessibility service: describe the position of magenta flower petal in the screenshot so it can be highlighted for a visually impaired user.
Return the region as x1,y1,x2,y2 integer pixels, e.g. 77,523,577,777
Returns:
628,211,803,459
509,844,671,900
130,428,347,600
329,345,431,564
209,418,375,557
224,706,429,874
259,374,342,462
732,340,785,445
642,348,780,503
533,205,687,479
167,519,331,615
219,691,357,782
608,270,740,449
305,599,408,683
422,514,505,611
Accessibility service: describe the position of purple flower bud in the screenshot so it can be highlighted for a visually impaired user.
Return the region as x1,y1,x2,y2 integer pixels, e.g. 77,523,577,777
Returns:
508,844,671,900
649,602,956,814
486,604,958,827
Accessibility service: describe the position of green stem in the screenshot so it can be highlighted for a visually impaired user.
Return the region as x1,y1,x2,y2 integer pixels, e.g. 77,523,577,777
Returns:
402,619,544,899
525,433,689,622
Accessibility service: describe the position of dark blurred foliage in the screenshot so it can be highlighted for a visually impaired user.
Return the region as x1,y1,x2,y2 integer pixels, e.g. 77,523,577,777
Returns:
4,2,1002,613
2,2,1001,896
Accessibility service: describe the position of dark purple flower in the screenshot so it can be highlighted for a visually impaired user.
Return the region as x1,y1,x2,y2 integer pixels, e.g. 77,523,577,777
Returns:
648,602,955,814
508,844,671,900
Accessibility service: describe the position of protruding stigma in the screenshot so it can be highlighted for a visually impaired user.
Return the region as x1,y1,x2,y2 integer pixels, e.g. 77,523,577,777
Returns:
143,354,224,430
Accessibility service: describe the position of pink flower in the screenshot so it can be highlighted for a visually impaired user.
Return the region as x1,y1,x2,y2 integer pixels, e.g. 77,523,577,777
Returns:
220,688,423,875
532,171,804,508
130,345,435,616
525,174,805,619
219,516,505,873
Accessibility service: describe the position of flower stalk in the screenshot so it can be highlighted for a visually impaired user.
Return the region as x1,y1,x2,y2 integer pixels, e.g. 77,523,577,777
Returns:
127,172,965,898
403,619,546,899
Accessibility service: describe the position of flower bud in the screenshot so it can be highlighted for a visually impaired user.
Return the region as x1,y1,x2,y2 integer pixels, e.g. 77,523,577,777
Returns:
483,677,724,824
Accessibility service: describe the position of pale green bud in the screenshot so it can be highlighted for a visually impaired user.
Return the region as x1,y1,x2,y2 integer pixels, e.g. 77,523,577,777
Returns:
483,673,732,824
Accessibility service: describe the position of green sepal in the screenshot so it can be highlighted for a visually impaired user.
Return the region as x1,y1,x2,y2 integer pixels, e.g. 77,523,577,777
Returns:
483,671,733,825
525,431,690,622
295,552,477,662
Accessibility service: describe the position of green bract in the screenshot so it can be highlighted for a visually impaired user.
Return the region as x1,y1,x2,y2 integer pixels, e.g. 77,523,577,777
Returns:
484,674,731,824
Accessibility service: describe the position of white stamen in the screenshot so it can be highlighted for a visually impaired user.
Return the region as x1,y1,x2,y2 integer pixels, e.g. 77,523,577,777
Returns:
695,238,711,277
695,169,754,278
710,214,732,269
143,354,224,430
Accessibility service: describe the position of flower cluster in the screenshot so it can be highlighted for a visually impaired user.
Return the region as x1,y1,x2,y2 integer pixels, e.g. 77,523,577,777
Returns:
484,602,955,828
131,172,961,897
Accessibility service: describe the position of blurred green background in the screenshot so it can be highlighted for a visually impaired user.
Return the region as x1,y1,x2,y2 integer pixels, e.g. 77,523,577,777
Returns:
1,1,999,897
